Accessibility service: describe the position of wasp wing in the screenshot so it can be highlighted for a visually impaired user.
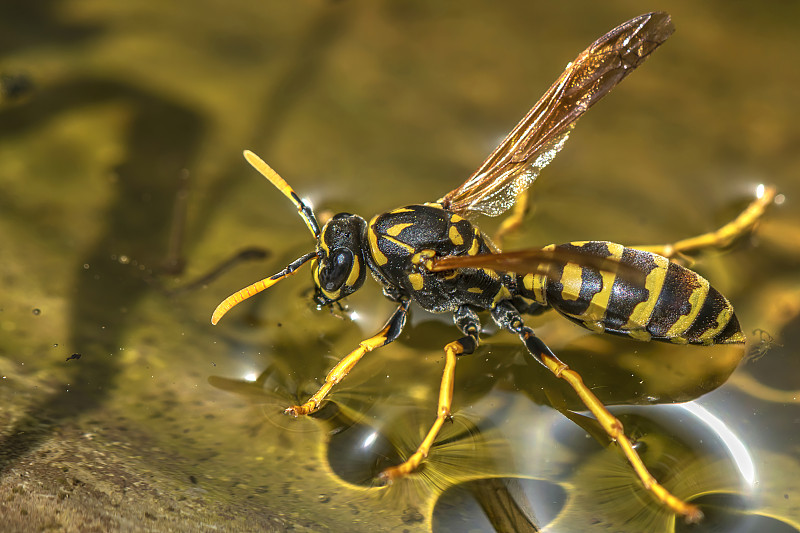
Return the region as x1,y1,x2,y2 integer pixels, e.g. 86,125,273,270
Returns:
440,12,674,218
430,248,644,285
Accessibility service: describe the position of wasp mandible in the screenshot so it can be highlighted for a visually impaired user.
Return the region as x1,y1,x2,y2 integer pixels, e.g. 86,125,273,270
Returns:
212,12,775,522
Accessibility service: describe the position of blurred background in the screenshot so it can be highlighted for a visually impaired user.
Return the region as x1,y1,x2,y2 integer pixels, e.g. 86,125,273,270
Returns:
0,1,798,531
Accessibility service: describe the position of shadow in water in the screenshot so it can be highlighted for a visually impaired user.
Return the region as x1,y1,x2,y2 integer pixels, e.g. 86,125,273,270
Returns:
0,3,353,478
0,77,203,473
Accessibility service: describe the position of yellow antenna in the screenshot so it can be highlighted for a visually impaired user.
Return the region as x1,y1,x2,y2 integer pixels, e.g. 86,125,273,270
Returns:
211,252,316,324
243,150,320,238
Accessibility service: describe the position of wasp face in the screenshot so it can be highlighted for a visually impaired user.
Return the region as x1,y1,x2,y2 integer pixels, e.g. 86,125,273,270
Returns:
312,214,367,307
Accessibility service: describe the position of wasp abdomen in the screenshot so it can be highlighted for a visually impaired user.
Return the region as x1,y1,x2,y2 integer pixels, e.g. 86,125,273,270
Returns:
515,241,744,345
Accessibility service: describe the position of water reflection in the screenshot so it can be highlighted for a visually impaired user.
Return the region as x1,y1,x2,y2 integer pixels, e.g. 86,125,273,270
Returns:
679,402,755,488
2,1,798,531
206,293,779,531
433,477,565,533
207,330,768,531
431,398,769,531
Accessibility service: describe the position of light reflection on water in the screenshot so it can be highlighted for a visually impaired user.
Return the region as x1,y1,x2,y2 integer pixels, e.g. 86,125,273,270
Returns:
679,401,755,488
428,388,795,532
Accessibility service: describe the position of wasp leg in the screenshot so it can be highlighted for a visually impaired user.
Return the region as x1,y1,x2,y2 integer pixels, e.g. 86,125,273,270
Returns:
286,300,410,417
519,328,704,523
380,305,480,481
488,300,702,521
509,295,548,317
637,185,776,261
493,189,530,249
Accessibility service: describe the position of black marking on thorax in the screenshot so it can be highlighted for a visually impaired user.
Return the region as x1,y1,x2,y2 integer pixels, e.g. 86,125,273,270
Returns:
367,204,504,312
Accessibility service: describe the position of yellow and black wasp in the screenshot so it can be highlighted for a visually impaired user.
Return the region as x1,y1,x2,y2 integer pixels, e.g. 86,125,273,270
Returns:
212,12,774,522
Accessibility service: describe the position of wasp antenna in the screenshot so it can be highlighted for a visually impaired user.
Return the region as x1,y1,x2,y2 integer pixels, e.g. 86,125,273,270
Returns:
243,150,321,238
211,252,316,325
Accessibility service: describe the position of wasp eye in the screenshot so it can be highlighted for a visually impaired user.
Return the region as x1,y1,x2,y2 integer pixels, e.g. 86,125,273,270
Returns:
320,249,353,291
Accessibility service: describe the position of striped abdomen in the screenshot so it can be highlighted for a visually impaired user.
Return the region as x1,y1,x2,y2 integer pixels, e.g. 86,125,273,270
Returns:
515,241,744,345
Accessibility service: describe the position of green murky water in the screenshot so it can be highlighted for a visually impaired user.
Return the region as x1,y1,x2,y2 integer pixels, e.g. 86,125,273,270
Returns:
1,2,798,531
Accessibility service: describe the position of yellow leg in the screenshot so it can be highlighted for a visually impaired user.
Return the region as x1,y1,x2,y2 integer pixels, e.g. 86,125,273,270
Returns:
286,302,408,416
638,185,776,260
493,189,529,249
379,338,462,481
522,330,703,523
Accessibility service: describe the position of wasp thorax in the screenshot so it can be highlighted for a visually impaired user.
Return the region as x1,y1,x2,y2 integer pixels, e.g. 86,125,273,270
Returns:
312,213,368,306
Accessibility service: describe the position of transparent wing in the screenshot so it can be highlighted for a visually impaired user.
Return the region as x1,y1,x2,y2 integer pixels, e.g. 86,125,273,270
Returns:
429,248,644,285
440,12,674,217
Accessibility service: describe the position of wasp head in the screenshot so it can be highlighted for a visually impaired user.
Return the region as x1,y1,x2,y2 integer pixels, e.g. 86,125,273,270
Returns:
312,213,368,307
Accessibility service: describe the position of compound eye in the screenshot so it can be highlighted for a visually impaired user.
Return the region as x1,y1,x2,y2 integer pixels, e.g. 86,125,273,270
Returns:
320,249,353,292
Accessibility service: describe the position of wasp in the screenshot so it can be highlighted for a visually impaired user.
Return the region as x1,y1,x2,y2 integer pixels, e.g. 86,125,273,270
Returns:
212,12,774,522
